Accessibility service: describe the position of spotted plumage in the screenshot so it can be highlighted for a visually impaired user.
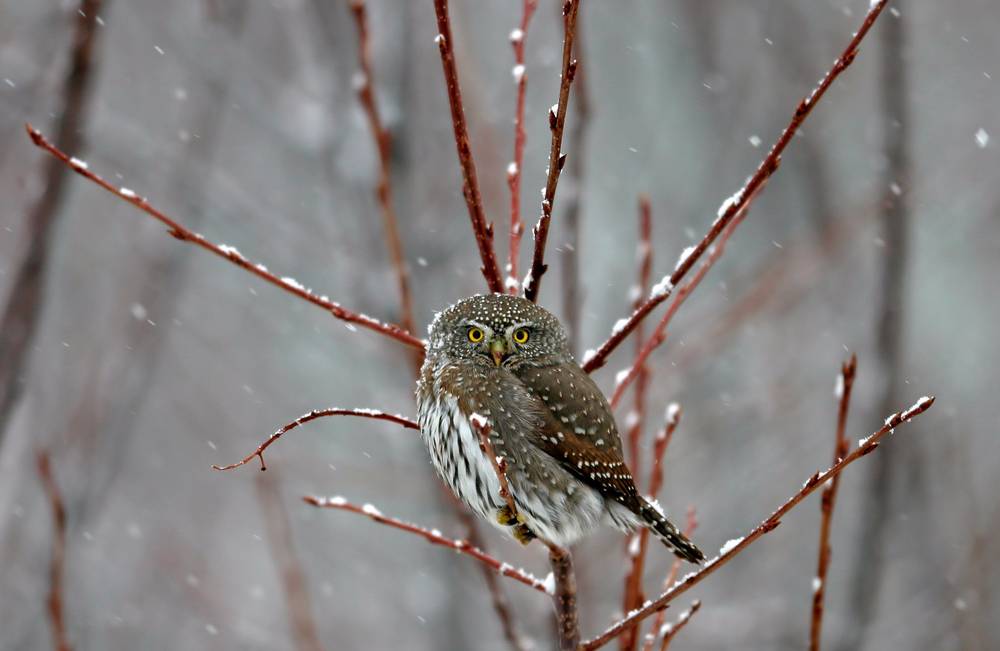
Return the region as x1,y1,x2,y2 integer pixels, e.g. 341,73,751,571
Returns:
416,294,704,563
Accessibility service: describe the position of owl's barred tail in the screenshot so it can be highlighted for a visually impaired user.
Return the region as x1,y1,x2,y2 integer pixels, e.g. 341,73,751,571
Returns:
636,498,704,564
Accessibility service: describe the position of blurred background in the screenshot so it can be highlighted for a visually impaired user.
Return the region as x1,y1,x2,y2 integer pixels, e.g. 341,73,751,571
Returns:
1,0,997,649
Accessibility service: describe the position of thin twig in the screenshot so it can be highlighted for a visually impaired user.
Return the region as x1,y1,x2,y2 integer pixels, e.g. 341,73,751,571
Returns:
523,0,583,302
348,0,416,341
303,495,549,594
609,193,756,408
470,415,518,518
36,451,72,651
504,0,538,293
581,0,894,373
23,124,426,351
810,355,857,651
641,508,697,651
462,516,530,651
470,416,579,649
0,0,104,438
581,394,936,650
431,0,504,294
656,600,701,651
256,474,325,651
559,12,590,349
625,195,654,479
621,405,680,651
212,408,418,472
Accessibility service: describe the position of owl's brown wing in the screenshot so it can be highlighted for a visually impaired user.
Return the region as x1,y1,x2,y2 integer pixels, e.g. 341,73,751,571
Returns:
515,359,706,563
514,360,639,501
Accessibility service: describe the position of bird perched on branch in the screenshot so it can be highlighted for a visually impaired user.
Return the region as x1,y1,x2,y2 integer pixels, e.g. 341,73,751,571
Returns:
416,293,703,563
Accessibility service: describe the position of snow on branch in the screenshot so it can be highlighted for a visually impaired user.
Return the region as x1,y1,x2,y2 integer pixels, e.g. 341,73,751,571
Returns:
580,393,935,650
504,0,539,294
24,125,426,351
303,495,549,594
581,0,895,374
522,0,583,303
211,408,418,472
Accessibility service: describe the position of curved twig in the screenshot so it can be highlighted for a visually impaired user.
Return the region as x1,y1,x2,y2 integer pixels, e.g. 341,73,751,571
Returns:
212,408,418,471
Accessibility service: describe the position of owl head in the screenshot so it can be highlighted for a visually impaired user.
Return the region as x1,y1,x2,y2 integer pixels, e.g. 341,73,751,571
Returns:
427,294,569,368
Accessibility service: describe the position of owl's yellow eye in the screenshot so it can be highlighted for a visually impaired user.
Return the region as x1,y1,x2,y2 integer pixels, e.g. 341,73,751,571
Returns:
512,327,529,344
467,326,485,343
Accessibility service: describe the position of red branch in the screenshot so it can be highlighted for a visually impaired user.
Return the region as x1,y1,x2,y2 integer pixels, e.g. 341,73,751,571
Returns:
505,0,539,293
655,600,701,651
471,416,517,518
810,355,857,651
624,195,654,477
609,193,755,408
620,399,677,651
582,0,893,373
618,199,655,651
212,408,418,471
23,125,426,351
522,0,583,302
36,451,72,651
256,474,325,651
431,0,504,294
641,508,698,651
581,394,935,650
348,0,416,338
303,495,549,594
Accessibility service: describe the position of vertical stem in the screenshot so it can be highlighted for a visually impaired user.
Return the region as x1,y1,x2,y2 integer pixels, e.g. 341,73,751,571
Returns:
549,546,580,650
841,8,912,650
0,0,105,441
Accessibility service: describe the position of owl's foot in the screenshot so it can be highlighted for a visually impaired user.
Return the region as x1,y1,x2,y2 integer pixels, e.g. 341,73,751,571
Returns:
512,523,536,545
496,505,519,526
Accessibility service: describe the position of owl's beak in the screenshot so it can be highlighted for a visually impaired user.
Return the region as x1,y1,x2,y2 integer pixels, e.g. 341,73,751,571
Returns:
489,338,509,367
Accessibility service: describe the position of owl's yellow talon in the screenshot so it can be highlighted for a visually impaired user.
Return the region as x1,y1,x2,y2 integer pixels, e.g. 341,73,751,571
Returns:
497,505,518,526
512,523,536,545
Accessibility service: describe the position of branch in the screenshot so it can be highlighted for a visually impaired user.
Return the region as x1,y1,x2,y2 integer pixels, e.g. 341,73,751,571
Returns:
23,124,426,351
810,355,857,651
581,394,935,650
471,415,518,518
624,196,654,476
641,508,697,651
303,495,549,594
621,405,680,651
36,451,72,651
504,0,539,293
1,0,104,437
471,415,580,649
256,474,325,651
655,600,701,651
522,0,583,302
431,0,504,294
608,194,754,408
581,0,894,373
550,546,580,650
348,0,416,339
212,408,418,471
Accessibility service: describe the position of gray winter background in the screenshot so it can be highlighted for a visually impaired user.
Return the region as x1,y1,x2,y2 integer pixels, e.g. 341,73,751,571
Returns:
1,0,997,649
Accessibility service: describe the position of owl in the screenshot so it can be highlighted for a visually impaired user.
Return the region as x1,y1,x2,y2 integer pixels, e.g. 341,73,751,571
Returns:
416,293,704,563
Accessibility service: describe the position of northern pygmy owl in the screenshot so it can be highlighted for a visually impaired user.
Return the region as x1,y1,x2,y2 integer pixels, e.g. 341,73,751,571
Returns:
416,294,704,563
